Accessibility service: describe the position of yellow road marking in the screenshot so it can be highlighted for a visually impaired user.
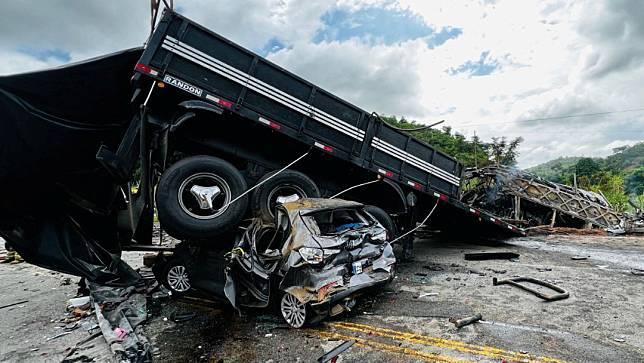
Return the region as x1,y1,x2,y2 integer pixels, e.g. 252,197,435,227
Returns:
329,321,566,363
317,331,472,363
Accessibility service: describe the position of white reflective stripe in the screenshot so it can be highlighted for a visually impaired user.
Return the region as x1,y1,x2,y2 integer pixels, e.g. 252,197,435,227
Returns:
163,37,365,141
373,142,460,186
373,137,460,185
371,138,460,185
258,117,271,126
375,140,460,186
314,142,326,149
163,41,364,140
205,94,219,102
373,138,460,185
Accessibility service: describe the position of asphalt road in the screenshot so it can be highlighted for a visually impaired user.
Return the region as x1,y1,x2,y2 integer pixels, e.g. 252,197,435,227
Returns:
1,234,643,362
143,233,644,362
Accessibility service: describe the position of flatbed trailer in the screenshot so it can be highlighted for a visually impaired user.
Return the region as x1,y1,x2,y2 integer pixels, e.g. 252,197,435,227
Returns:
103,9,524,245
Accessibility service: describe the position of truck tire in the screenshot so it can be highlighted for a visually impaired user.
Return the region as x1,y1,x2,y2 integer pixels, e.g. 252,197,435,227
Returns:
156,155,249,239
251,170,320,223
364,205,397,241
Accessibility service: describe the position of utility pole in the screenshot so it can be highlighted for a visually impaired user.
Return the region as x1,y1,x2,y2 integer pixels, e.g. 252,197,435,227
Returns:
473,130,478,169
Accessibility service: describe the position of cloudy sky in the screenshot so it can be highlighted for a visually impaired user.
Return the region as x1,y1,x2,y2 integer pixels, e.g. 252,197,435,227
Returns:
1,0,643,167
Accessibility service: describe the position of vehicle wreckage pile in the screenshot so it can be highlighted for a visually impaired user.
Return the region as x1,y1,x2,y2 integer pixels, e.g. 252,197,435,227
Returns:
462,166,643,234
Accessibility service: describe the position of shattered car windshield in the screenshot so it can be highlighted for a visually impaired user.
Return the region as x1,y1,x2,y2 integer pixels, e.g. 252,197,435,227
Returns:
302,208,374,235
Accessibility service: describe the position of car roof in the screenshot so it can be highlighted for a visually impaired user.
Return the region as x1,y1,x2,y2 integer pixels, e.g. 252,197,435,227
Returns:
280,198,363,215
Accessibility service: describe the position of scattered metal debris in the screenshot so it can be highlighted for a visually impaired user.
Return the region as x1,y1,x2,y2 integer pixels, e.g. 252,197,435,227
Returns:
449,313,483,328
46,331,73,341
571,256,589,260
171,312,197,323
493,276,569,301
464,252,520,261
462,166,625,231
631,269,644,276
0,299,28,310
318,340,355,363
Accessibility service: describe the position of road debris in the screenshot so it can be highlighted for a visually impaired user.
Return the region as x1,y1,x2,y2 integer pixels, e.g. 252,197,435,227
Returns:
318,340,355,363
0,300,28,310
631,269,644,276
46,331,72,341
416,292,439,299
493,276,569,301
449,313,483,328
90,283,151,362
67,296,91,310
571,256,589,260
464,252,520,260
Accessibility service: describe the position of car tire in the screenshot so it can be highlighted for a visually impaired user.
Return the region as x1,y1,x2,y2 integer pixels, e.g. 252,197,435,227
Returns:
364,205,397,241
280,292,308,328
156,155,249,239
161,259,192,296
251,170,320,223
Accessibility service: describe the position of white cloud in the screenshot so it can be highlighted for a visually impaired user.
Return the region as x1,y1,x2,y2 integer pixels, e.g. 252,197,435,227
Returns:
0,0,642,168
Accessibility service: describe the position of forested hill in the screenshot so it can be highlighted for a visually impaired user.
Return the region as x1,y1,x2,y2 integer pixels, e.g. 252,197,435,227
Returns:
527,142,644,211
527,156,582,181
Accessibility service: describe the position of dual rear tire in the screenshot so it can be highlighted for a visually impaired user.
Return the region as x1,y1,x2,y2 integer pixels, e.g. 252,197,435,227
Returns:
156,155,319,239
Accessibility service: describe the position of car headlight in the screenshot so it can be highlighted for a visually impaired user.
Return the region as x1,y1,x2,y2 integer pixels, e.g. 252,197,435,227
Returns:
299,247,323,264
372,229,388,242
299,247,341,264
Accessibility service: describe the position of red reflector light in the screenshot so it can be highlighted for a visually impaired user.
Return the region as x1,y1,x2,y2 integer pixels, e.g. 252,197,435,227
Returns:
135,63,158,76
135,63,150,72
378,169,393,177
217,99,233,108
269,121,281,130
439,194,448,201
314,142,333,153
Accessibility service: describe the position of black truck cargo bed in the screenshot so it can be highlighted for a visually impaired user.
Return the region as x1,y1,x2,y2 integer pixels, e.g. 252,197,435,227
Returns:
134,10,524,237
137,10,461,198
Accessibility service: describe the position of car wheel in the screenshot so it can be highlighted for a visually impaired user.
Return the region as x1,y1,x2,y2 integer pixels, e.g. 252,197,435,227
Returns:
156,155,249,239
163,261,191,296
280,292,308,328
364,205,397,240
251,170,320,223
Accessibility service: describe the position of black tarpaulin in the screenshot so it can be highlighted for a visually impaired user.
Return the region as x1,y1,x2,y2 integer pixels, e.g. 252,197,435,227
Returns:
0,48,144,284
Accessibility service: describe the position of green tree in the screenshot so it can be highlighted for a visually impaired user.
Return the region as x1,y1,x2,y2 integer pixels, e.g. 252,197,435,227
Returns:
590,172,629,212
575,158,601,180
378,115,495,168
625,167,644,195
489,136,524,166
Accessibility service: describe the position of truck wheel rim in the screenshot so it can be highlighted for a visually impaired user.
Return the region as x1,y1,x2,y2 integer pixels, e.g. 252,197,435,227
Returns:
178,172,232,220
267,185,306,218
167,265,191,292
280,293,307,328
